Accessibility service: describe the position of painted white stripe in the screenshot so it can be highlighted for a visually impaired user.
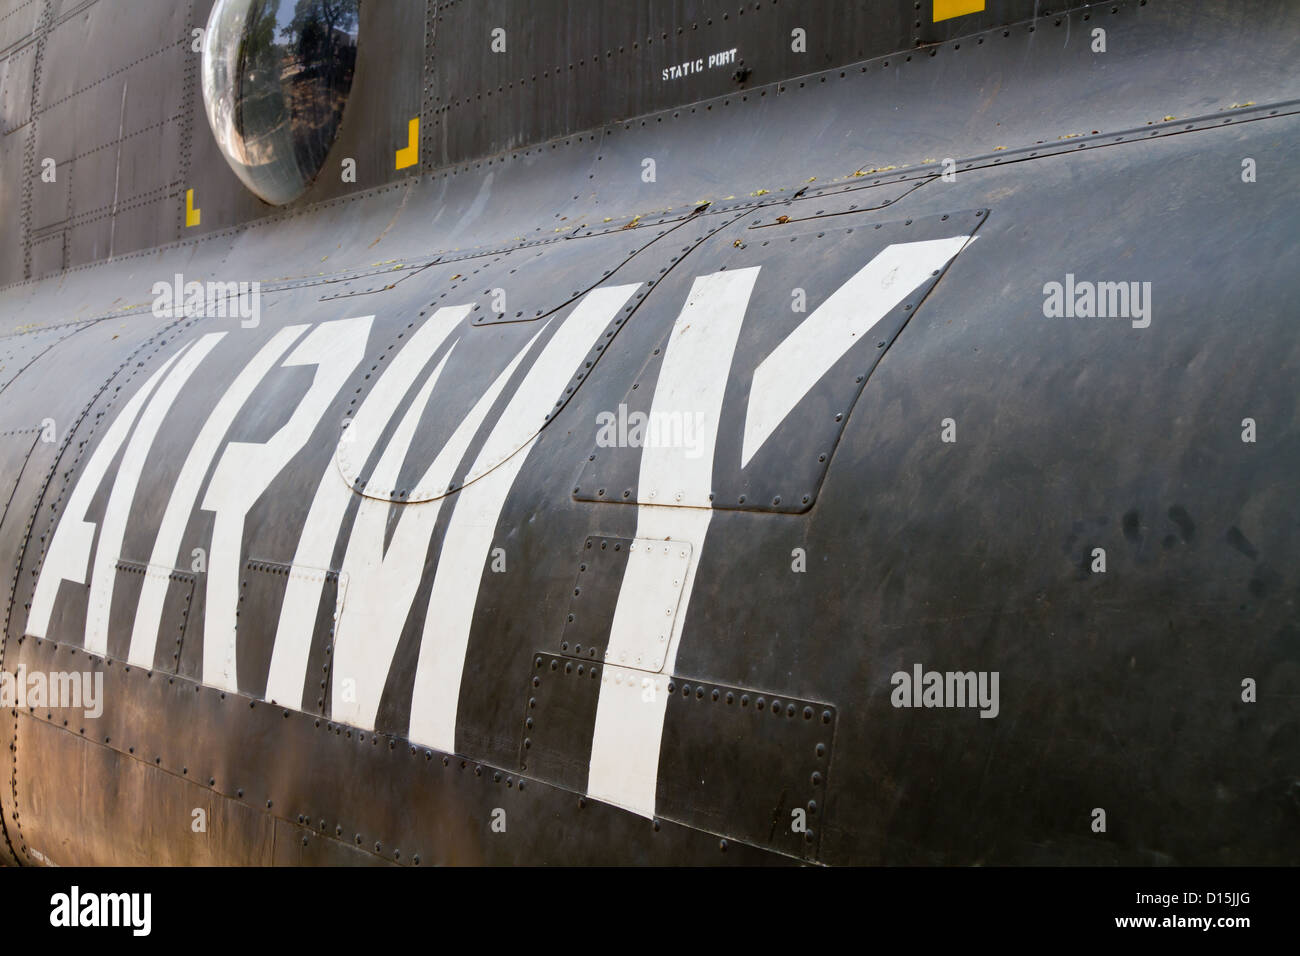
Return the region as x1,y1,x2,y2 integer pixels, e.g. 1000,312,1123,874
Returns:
587,506,711,815
329,329,541,728
28,349,188,640
586,268,758,817
363,349,458,495
407,283,641,752
264,306,468,707
128,325,310,667
600,538,691,671
199,316,372,691
84,333,224,654
741,236,971,467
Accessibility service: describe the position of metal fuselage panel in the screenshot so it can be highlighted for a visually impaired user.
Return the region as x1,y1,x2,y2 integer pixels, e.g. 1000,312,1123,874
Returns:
0,0,1297,865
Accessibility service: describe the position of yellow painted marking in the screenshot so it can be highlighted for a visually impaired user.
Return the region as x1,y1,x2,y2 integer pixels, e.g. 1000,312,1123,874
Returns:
184,188,200,228
396,118,419,170
934,0,985,22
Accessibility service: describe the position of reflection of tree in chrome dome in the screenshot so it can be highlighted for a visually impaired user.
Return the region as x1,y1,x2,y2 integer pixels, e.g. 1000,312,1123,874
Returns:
234,0,358,182
284,0,359,80
202,0,359,204
280,0,359,175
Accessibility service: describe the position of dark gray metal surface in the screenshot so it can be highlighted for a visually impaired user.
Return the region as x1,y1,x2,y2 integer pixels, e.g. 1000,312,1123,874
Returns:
0,0,1296,866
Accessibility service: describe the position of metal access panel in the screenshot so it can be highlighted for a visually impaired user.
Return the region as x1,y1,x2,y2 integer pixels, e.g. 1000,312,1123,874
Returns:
558,535,690,670
557,536,633,664
517,652,602,793
656,678,836,862
106,561,195,672
236,560,345,713
573,208,987,512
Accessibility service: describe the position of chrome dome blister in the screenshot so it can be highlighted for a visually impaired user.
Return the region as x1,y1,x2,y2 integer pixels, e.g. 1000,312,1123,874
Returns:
201,0,360,206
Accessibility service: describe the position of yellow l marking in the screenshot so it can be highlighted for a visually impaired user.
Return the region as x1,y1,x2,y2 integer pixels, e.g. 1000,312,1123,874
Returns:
934,0,985,22
185,188,200,228
396,118,419,170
